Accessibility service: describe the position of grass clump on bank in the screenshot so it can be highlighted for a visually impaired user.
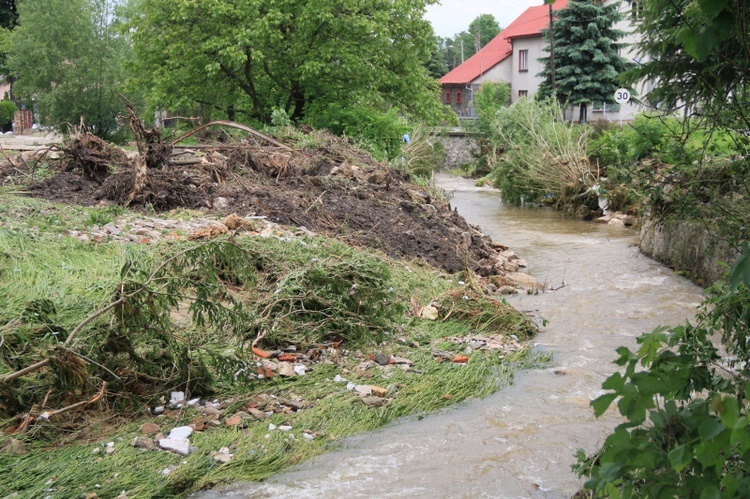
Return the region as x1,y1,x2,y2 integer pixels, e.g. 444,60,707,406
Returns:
0,191,546,497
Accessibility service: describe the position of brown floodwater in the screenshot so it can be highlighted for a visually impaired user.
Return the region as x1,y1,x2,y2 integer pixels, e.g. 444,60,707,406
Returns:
196,175,704,498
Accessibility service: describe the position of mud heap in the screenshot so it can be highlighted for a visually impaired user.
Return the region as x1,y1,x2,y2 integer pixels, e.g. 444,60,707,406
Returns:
11,126,533,286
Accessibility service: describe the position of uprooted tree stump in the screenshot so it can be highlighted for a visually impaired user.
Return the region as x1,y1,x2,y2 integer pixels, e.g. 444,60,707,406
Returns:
62,131,128,184
123,98,173,206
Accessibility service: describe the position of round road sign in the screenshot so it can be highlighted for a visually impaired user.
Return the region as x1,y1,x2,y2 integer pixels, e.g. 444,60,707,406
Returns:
614,88,631,104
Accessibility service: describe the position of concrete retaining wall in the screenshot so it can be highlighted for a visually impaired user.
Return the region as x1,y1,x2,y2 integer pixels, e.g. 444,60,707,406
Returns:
438,132,477,170
639,217,739,287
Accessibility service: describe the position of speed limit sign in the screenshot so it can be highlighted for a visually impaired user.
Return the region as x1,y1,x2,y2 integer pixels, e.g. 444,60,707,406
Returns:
614,88,630,104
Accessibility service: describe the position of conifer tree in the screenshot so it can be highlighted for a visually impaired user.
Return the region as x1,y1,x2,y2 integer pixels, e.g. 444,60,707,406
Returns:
538,0,629,123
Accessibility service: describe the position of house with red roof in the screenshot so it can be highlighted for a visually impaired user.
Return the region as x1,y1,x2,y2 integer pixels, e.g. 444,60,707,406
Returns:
440,0,643,121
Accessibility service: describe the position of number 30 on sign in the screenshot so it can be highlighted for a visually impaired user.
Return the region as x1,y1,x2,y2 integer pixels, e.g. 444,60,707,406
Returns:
614,88,630,104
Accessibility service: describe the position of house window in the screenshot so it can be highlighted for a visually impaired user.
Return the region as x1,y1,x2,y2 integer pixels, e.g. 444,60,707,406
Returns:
445,90,451,104
631,1,643,20
456,90,462,104
519,49,528,72
518,90,528,98
592,101,621,112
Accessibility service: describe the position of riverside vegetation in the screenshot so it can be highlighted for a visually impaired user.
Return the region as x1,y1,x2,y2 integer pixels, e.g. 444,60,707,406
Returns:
0,124,548,497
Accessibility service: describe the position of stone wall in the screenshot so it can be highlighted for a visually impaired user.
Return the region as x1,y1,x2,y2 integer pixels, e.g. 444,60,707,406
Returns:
438,131,477,170
639,217,739,287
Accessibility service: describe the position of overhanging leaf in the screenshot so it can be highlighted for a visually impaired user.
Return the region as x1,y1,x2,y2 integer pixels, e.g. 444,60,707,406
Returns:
668,444,692,472
592,392,618,417
728,243,750,291
697,0,729,19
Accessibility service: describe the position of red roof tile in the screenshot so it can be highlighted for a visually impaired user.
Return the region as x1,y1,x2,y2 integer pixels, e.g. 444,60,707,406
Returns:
440,0,568,85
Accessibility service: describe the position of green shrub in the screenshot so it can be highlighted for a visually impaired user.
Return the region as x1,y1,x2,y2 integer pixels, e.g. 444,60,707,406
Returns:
465,82,511,177
306,104,409,161
400,124,445,177
487,97,594,205
590,114,742,169
589,114,745,214
0,99,17,128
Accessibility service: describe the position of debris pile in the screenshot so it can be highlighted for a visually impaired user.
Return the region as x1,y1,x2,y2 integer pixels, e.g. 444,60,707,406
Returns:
10,122,541,284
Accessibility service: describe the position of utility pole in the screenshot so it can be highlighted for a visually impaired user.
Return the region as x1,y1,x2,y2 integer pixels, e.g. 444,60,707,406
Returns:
460,39,464,63
549,2,556,95
476,28,483,82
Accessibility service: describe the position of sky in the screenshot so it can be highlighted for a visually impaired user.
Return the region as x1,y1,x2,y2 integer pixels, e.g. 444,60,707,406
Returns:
425,0,544,38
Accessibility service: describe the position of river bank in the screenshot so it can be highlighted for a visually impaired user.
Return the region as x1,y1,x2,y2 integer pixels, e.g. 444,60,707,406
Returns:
0,138,547,497
194,175,705,497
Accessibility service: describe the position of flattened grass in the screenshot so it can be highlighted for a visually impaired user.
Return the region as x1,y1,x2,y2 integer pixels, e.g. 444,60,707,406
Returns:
0,192,549,497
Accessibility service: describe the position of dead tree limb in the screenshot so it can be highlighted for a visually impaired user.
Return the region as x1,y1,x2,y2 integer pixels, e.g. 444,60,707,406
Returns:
171,120,293,151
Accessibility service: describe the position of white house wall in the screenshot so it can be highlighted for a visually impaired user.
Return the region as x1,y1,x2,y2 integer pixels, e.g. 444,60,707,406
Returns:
450,0,653,123
469,58,513,103
510,37,547,103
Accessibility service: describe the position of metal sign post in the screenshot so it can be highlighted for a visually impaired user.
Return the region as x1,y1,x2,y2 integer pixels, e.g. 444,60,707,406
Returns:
614,88,630,126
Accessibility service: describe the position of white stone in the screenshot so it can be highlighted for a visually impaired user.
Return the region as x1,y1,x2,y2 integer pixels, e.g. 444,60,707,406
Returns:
169,391,185,406
278,425,293,432
293,365,306,375
158,438,192,456
421,306,439,320
333,374,347,383
354,385,373,397
277,362,295,377
507,272,544,291
168,426,193,440
213,453,233,463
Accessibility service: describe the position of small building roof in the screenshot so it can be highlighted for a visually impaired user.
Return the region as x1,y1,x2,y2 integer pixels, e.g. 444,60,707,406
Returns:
440,0,568,85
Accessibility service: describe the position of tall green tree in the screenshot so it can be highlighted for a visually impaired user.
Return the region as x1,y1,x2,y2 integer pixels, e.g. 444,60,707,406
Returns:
622,0,750,140
0,0,17,98
128,0,444,125
7,0,129,139
538,0,629,123
0,0,16,30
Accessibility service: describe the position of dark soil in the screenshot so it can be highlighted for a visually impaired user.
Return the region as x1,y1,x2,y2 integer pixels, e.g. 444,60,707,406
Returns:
17,134,504,275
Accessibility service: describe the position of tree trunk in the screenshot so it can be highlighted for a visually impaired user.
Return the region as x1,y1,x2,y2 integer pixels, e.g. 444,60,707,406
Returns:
289,88,305,122
579,103,588,124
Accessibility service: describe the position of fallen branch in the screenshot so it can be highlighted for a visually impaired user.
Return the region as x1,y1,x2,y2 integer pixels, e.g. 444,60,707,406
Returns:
170,120,293,151
38,381,107,420
304,190,327,214
0,141,18,170
1,242,212,384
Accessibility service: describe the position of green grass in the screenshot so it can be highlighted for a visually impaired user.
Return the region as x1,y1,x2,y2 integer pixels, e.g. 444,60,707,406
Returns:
0,192,549,497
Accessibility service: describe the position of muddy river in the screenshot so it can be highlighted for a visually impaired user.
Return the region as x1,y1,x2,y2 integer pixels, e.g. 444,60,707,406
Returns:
198,175,704,498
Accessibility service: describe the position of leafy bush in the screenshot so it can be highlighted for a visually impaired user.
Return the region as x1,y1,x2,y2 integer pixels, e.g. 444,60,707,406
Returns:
400,124,445,177
576,252,750,496
475,81,510,128
590,114,741,170
487,97,594,205
0,99,17,128
589,114,744,214
306,104,409,161
466,82,511,177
